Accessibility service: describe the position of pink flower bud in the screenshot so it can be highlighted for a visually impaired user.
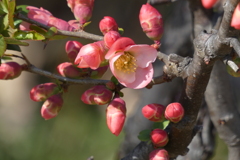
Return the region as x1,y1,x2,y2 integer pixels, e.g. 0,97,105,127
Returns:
74,41,108,70
142,103,165,122
41,94,63,120
201,0,218,9
139,3,164,41
99,16,118,35
231,3,240,30
105,81,115,90
68,20,81,30
30,83,60,102
151,129,169,147
104,31,121,48
57,62,82,78
90,65,109,79
67,0,94,25
149,149,169,160
81,85,113,105
0,62,22,80
48,17,74,31
165,102,184,123
65,41,83,63
106,97,126,136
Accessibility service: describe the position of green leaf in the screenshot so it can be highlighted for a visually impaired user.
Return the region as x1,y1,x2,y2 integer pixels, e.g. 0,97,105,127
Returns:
0,1,9,32
16,5,28,16
4,37,29,46
111,76,119,85
0,35,7,57
153,120,170,130
138,129,151,141
14,30,45,40
8,0,16,28
118,27,124,35
1,55,12,60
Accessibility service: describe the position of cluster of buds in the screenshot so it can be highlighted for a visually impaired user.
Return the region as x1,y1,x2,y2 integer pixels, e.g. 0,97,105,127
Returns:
139,3,164,44
0,62,22,80
142,102,184,123
30,83,63,120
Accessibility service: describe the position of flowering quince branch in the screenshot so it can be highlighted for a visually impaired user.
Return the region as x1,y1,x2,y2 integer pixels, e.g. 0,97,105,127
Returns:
15,13,103,41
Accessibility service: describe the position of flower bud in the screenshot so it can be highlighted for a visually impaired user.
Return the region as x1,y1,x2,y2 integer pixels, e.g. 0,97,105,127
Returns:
231,3,240,30
41,94,63,120
165,102,184,123
151,129,169,147
90,65,109,79
106,97,126,136
81,85,113,105
48,16,74,31
30,83,60,102
74,41,107,70
65,40,83,63
0,62,22,80
142,103,165,122
99,16,118,35
104,31,121,48
149,149,169,160
57,62,82,78
139,3,163,41
201,0,218,9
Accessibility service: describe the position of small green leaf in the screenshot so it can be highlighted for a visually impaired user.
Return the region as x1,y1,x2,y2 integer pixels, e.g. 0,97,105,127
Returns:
82,21,91,28
0,34,7,57
118,27,124,35
4,37,29,46
8,0,15,28
6,44,21,52
111,76,119,85
153,120,170,130
1,56,12,60
16,5,28,16
14,30,45,40
138,129,151,141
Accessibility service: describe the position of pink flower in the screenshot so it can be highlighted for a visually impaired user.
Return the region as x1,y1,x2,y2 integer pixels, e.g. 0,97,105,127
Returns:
0,62,22,80
106,97,126,136
67,0,94,25
105,37,157,89
139,3,163,42
65,41,83,63
41,94,63,120
74,41,108,70
149,149,169,160
19,6,73,31
99,16,118,35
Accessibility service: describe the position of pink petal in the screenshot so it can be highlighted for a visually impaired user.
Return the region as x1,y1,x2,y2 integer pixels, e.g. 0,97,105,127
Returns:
109,52,136,84
125,45,157,68
105,37,135,60
124,64,154,89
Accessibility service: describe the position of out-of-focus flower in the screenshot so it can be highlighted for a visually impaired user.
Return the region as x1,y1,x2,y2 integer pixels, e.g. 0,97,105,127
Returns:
231,3,240,30
20,6,73,31
81,85,113,105
142,103,165,122
149,149,169,160
165,102,184,123
105,37,157,89
104,31,121,48
74,41,108,70
65,40,83,63
41,94,63,120
67,0,94,25
30,82,60,102
99,16,118,35
139,3,163,42
201,0,218,9
106,97,126,136
0,62,22,80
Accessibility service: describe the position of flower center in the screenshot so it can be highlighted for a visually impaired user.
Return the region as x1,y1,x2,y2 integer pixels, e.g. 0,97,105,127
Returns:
114,52,137,73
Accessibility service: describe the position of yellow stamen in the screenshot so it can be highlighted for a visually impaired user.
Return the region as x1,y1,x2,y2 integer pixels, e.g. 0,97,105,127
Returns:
114,52,137,73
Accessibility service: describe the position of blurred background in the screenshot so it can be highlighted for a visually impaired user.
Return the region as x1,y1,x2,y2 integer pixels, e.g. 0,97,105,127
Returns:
0,0,228,159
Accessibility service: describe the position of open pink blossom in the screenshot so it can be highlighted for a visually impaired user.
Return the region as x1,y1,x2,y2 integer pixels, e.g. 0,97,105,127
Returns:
105,37,157,89
74,41,108,69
